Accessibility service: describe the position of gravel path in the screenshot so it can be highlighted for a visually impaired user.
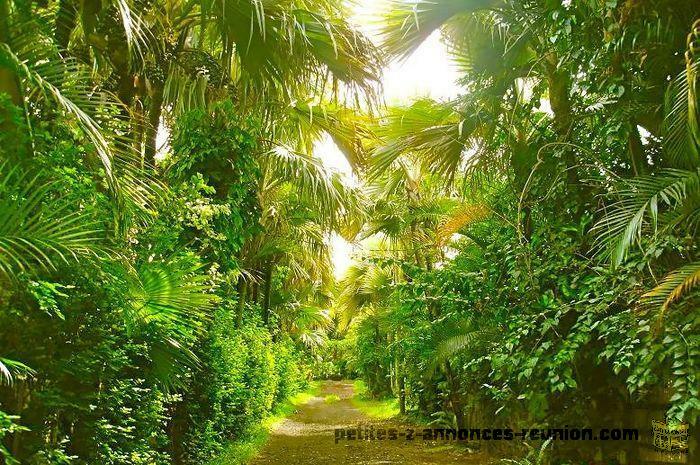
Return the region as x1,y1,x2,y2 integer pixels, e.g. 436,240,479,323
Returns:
249,380,491,465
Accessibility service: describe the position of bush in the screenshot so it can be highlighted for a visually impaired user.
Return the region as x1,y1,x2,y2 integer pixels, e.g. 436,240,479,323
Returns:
184,308,280,464
272,338,307,406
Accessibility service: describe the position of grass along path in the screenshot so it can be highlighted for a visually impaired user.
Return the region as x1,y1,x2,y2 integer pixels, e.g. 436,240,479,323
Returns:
246,380,490,465
209,382,322,465
349,380,400,420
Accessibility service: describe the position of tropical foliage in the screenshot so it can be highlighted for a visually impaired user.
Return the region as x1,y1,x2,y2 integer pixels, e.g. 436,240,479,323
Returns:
1,0,699,464
323,1,699,463
0,0,378,463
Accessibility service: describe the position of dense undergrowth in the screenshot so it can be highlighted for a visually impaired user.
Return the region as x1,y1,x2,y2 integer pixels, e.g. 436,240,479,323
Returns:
0,94,327,464
319,2,700,464
0,0,376,463
207,382,321,465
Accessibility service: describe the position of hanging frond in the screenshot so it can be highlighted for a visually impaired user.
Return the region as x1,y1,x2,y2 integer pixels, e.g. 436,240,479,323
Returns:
0,357,35,386
435,329,482,361
425,316,498,375
262,147,365,227
366,97,500,186
201,0,381,104
592,168,700,265
435,203,490,245
0,163,104,278
663,20,700,169
379,0,501,61
279,101,372,170
115,0,152,64
643,261,700,314
1,26,164,215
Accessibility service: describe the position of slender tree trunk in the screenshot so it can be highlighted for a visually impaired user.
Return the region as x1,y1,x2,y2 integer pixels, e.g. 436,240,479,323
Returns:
236,276,247,328
628,120,647,176
8,380,30,460
409,221,425,269
545,56,583,203
0,0,21,106
251,282,259,304
388,332,396,392
144,84,163,166
510,133,536,240
0,0,24,145
398,369,406,415
262,263,273,328
443,360,465,429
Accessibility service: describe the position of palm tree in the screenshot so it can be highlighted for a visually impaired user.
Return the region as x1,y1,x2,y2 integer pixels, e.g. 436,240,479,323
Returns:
374,0,560,185
0,0,164,228
593,20,700,313
377,1,699,314
236,146,365,328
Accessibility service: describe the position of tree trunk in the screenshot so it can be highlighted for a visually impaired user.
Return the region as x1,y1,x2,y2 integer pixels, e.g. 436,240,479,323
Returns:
251,282,259,304
0,0,24,141
443,360,465,429
510,132,536,240
236,276,247,328
398,370,406,415
169,397,189,465
262,263,273,328
144,84,163,166
628,120,647,176
0,0,21,105
545,56,582,201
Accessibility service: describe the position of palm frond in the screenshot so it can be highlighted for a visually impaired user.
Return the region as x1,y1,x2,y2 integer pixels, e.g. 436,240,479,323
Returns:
663,20,700,169
592,168,700,265
379,0,500,61
424,317,497,375
280,102,372,170
643,261,700,314
435,330,482,361
436,203,490,245
0,163,104,278
0,357,35,386
125,257,217,332
123,256,219,386
202,0,381,103
115,0,152,63
441,7,533,81
262,147,364,227
3,22,165,215
335,258,395,329
369,99,468,181
0,42,114,186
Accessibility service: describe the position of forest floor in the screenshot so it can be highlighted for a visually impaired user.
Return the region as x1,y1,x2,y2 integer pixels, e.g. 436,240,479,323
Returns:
248,380,492,465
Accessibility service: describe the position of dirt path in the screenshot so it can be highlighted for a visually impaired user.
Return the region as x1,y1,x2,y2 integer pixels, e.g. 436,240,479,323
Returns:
250,380,491,465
